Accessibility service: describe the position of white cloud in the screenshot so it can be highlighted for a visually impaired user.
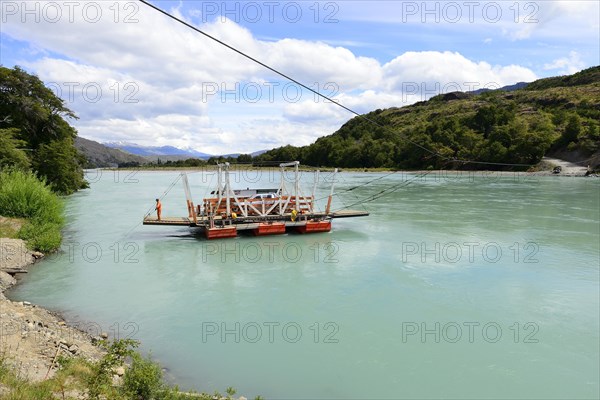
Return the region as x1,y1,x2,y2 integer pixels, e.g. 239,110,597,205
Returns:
283,100,345,123
543,51,586,75
334,90,407,113
262,39,382,91
24,57,209,122
1,2,542,154
382,51,537,93
77,115,217,150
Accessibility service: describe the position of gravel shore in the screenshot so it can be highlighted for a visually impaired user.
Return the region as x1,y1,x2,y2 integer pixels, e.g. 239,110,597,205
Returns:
0,238,104,382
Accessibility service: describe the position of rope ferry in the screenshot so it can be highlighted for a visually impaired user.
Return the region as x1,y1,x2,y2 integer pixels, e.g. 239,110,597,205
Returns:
143,161,369,239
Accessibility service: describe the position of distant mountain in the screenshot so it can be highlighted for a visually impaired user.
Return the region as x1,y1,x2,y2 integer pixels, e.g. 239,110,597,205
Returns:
142,154,205,163
251,149,268,157
220,150,269,158
75,137,148,168
104,142,268,160
104,142,212,159
470,81,529,95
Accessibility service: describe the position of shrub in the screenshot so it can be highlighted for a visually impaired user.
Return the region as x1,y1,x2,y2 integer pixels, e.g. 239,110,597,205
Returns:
0,169,63,221
122,353,164,399
0,168,65,251
1,342,246,400
17,220,62,253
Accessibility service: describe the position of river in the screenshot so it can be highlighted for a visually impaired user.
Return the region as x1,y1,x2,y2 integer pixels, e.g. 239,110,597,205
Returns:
9,169,600,399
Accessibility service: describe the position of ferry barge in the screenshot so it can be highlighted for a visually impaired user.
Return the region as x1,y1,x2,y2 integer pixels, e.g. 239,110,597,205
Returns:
143,161,369,239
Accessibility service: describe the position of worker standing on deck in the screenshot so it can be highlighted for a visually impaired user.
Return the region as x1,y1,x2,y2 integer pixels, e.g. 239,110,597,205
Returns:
155,198,162,221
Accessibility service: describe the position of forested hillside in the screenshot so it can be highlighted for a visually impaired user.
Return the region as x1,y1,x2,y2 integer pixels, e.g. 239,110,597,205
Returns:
257,66,600,170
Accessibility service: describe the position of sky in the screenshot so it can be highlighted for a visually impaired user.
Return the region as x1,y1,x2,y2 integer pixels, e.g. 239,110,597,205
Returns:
1,0,599,154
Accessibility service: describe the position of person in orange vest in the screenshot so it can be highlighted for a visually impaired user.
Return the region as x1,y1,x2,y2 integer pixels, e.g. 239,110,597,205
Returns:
155,198,162,221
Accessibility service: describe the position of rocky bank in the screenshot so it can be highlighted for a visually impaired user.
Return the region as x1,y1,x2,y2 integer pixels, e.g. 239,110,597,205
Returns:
0,238,104,383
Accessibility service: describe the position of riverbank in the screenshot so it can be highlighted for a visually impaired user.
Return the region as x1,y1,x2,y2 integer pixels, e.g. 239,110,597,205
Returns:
0,238,105,385
102,156,598,177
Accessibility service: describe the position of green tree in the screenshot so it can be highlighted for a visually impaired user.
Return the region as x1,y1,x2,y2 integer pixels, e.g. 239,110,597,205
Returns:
571,122,600,154
0,66,87,194
563,114,582,144
470,106,498,138
0,66,77,146
0,128,30,169
237,154,252,163
35,139,89,194
122,353,164,399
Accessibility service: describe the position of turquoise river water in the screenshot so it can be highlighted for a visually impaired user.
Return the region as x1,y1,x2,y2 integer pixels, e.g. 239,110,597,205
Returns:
8,169,600,399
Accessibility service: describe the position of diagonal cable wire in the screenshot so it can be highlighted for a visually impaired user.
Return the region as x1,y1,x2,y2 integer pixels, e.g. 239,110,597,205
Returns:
139,0,534,168
138,0,543,215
